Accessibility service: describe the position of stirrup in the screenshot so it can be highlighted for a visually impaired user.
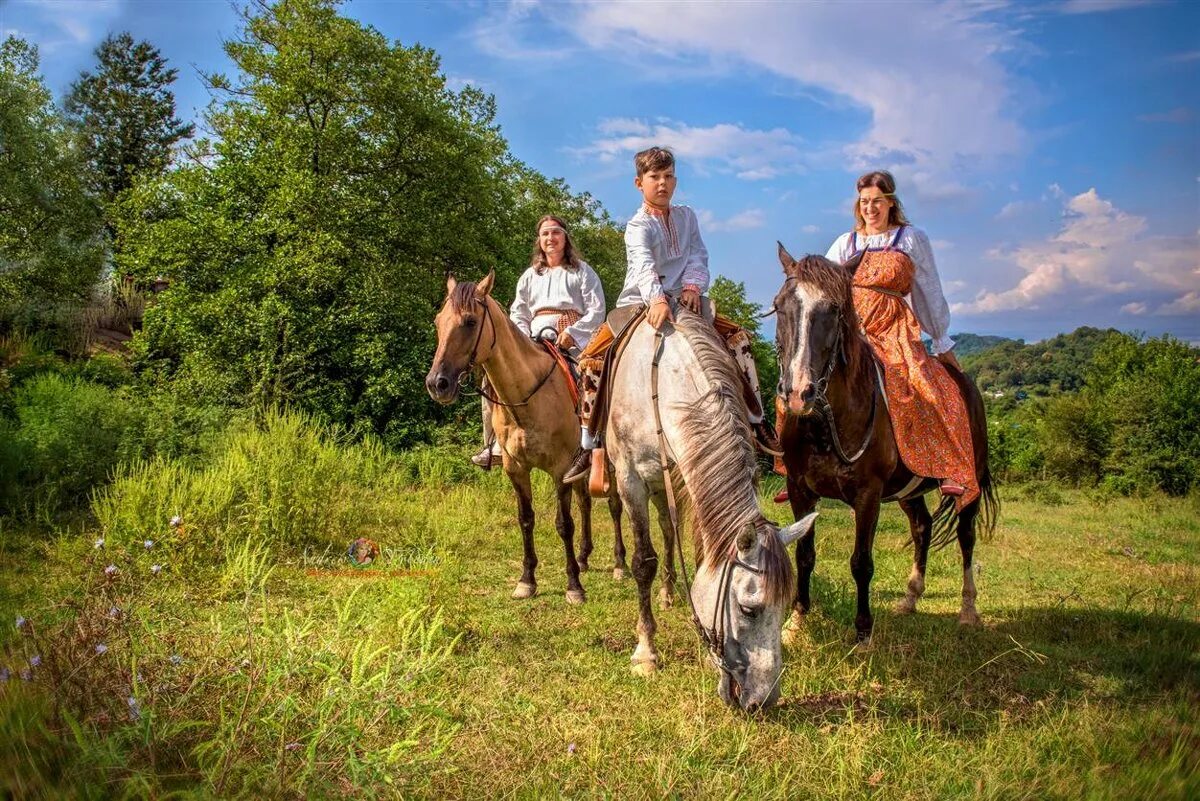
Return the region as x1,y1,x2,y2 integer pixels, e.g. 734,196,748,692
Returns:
753,422,783,457
940,480,966,497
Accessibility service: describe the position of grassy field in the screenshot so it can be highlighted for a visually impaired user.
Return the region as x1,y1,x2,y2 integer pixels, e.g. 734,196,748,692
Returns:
1,431,1197,798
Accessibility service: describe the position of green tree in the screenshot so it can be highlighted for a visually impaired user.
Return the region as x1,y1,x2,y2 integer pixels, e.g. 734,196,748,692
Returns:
0,37,104,303
709,275,778,418
117,0,619,447
64,32,194,207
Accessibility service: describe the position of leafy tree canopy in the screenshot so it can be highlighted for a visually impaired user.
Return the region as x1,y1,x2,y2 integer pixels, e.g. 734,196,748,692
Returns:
0,37,104,303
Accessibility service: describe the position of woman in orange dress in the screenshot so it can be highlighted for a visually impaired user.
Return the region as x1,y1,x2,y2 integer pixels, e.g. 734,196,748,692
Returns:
776,170,977,508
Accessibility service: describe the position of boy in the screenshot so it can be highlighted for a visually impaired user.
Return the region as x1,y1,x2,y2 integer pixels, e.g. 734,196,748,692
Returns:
563,146,778,483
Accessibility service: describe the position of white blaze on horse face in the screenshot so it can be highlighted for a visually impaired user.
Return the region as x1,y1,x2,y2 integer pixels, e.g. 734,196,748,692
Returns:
787,282,821,412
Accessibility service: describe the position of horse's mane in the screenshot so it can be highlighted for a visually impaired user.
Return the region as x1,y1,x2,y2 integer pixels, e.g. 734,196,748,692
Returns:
671,312,795,606
785,254,867,380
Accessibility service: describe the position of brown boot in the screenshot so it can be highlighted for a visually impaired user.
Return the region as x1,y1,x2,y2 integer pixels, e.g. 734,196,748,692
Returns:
752,421,783,457
563,449,592,484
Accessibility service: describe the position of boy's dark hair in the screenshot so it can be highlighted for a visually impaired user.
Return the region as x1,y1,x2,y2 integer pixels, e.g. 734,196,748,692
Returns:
634,146,675,178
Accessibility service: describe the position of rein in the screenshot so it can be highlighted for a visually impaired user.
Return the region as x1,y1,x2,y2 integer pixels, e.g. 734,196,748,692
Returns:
650,328,764,679
457,297,560,409
808,319,879,464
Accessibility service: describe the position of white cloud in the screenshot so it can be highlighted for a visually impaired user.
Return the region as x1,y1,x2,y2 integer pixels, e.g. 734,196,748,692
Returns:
519,1,1025,200
801,224,820,234
1121,301,1148,315
575,118,805,180
1157,291,1200,315
6,0,124,54
1137,107,1193,124
1058,0,1159,14
695,208,767,233
954,188,1200,314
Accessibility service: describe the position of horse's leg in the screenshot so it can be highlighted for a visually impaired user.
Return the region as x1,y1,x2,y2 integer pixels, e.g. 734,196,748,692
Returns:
609,488,628,580
506,467,538,599
850,493,882,644
957,502,981,626
573,482,593,572
620,474,660,675
652,490,677,610
894,495,932,614
557,482,586,605
783,485,820,645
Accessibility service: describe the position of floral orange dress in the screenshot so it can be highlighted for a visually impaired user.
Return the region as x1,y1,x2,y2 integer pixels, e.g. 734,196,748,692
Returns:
850,227,978,510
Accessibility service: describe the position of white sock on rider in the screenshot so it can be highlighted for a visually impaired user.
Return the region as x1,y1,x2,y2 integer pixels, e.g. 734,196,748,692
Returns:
581,426,597,450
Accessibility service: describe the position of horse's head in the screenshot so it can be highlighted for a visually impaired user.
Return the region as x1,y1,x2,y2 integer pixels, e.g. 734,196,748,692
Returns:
426,270,497,404
773,243,861,418
690,512,818,713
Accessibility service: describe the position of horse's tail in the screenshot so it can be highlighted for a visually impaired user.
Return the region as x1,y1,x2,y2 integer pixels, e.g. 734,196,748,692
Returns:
929,464,999,549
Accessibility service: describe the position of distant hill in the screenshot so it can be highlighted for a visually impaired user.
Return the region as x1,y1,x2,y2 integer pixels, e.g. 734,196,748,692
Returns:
959,326,1122,397
947,333,1014,358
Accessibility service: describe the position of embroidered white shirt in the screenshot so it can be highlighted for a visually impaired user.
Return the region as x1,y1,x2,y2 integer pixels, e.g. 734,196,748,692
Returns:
826,226,955,355
617,204,710,307
508,260,606,347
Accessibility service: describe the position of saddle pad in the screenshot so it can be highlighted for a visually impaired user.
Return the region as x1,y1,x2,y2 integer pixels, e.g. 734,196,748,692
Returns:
588,304,648,436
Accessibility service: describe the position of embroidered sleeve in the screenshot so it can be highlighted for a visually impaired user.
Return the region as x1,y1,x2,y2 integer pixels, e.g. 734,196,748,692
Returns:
508,268,535,337
565,262,607,347
906,228,955,354
625,217,664,304
681,208,710,293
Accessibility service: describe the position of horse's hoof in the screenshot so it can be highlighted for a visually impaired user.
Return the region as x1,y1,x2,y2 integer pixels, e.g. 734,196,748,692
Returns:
958,609,981,627
511,582,537,600
566,589,586,605
782,625,801,647
853,634,874,651
612,567,629,581
630,659,658,677
578,561,590,572
893,597,918,615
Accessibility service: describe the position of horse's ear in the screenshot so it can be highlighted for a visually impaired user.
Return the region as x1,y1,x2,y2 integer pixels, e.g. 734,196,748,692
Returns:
842,249,866,275
446,274,457,295
777,512,818,547
475,270,496,299
777,241,796,273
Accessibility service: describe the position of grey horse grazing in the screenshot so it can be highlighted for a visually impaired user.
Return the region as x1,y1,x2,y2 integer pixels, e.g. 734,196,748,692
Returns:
605,307,816,712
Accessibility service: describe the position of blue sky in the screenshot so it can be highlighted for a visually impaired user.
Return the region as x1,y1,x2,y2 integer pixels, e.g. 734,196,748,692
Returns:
5,0,1198,343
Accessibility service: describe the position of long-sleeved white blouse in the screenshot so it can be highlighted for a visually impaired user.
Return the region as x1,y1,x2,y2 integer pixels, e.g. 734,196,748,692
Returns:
825,226,955,354
508,260,606,347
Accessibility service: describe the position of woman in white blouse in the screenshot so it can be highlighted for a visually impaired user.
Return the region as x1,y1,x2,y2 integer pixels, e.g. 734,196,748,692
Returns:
471,215,607,469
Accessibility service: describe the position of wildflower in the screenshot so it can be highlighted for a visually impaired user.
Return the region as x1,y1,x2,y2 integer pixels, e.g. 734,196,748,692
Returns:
95,643,108,655
127,696,141,721
19,668,31,681
144,539,154,550
568,742,577,755
169,654,183,666
104,564,118,577
0,667,10,682
169,515,182,528
151,564,162,575
285,741,301,752
94,538,105,549
29,655,41,668
15,616,25,629
108,606,122,619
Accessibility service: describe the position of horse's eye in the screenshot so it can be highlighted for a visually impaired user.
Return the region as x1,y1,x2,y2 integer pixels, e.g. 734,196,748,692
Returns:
464,317,477,328
738,604,760,619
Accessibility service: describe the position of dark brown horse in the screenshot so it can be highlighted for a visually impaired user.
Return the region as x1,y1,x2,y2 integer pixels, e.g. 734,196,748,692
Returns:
772,246,998,644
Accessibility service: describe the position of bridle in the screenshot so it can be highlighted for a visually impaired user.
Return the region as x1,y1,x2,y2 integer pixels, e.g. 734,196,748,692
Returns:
775,285,878,465
650,328,767,679
454,295,559,409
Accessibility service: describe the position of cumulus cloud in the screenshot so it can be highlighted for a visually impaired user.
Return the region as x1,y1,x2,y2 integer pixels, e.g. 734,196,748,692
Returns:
954,188,1200,314
1121,301,1148,315
575,118,805,180
504,1,1025,200
801,224,820,234
1157,291,1200,315
695,208,767,233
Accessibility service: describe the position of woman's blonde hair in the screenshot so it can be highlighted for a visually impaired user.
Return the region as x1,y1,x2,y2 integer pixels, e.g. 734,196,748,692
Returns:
852,170,911,232
531,215,584,273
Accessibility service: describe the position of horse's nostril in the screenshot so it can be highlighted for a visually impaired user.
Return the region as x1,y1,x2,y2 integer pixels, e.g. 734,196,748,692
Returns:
744,699,761,713
435,376,450,392
800,385,815,402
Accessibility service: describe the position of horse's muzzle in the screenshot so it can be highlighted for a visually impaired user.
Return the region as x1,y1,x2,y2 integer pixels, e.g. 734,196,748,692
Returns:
425,369,460,404
783,386,819,418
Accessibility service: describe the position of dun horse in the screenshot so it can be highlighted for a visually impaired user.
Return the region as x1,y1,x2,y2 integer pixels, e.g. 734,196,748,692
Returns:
606,308,815,712
426,272,625,602
772,247,998,643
